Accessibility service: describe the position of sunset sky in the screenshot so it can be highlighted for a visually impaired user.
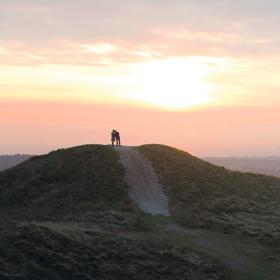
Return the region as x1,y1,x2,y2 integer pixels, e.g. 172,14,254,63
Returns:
1,0,280,156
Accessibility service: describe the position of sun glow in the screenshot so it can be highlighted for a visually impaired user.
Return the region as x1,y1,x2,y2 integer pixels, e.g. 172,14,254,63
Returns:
0,57,220,110
122,57,214,109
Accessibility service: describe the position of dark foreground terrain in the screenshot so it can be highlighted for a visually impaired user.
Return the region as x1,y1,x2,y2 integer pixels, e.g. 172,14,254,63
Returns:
0,145,280,279
0,220,231,280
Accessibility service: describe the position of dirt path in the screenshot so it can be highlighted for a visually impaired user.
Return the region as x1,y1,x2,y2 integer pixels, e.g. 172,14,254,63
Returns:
116,146,170,216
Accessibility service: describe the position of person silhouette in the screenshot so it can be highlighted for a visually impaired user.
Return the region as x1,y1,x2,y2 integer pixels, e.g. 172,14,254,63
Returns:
115,130,121,146
111,130,116,147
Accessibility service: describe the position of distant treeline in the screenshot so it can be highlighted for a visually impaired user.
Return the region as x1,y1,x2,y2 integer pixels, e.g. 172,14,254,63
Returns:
0,155,32,171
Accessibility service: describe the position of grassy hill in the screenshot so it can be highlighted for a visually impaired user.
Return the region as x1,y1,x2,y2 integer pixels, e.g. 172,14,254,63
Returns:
139,145,280,244
0,145,135,220
1,144,280,279
0,144,234,280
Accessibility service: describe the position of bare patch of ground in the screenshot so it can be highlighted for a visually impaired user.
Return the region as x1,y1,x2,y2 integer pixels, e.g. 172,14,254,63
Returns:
117,147,170,216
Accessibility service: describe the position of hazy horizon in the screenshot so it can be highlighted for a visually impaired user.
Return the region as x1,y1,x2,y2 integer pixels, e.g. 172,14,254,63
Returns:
2,150,280,159
1,0,280,156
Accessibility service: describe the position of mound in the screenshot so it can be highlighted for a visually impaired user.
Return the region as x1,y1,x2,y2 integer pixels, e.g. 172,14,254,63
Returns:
139,144,280,243
1,144,280,279
0,145,135,220
0,145,234,279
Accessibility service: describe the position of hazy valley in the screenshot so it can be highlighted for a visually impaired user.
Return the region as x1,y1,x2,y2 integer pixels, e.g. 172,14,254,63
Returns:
205,157,280,178
0,155,31,171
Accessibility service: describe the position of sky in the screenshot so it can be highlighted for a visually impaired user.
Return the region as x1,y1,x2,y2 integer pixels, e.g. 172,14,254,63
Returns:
1,0,280,156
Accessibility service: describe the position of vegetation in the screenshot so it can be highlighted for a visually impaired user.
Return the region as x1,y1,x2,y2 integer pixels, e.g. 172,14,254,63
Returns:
138,144,280,244
0,145,236,279
0,145,135,220
1,144,280,279
0,220,232,280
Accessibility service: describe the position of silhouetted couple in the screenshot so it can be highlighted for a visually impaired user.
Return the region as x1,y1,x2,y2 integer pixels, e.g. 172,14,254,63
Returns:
111,130,121,147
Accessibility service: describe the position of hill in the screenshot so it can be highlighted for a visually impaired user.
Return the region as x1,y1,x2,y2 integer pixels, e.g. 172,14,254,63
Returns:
0,154,31,171
0,145,135,221
0,145,234,280
139,145,280,244
1,144,280,279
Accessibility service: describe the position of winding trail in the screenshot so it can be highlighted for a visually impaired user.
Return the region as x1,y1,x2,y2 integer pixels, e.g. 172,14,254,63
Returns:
116,146,170,216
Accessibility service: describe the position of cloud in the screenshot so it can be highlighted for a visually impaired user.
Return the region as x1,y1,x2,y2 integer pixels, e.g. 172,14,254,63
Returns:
81,43,116,54
1,0,280,66
0,40,164,66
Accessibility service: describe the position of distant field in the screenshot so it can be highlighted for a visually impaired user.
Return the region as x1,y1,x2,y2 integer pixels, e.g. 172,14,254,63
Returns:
0,155,31,171
204,157,280,178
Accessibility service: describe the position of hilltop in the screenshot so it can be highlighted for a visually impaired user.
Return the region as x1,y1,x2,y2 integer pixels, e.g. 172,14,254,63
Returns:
0,145,135,221
1,144,280,279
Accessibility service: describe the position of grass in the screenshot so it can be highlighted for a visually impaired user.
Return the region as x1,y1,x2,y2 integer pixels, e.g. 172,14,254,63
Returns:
138,144,280,245
0,219,233,280
0,145,136,220
126,214,280,280
1,143,280,279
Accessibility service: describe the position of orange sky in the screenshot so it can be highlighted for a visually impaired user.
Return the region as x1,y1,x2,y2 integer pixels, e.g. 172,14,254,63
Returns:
1,0,280,155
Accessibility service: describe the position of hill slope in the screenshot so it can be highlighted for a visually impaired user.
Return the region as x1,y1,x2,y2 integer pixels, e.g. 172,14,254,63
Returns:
1,144,280,279
0,145,135,220
139,145,280,244
0,145,235,280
